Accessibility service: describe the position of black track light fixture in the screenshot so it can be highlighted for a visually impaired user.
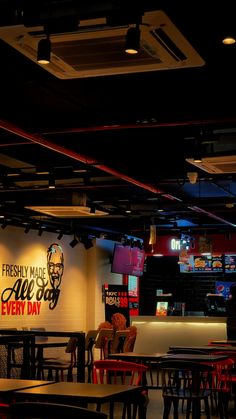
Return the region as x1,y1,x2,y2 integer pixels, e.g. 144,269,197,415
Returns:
69,235,79,248
37,35,51,64
57,232,63,240
125,24,140,55
24,225,31,234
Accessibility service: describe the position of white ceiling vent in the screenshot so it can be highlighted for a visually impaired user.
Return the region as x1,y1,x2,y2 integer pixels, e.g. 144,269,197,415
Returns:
0,10,205,79
25,206,108,217
186,155,236,174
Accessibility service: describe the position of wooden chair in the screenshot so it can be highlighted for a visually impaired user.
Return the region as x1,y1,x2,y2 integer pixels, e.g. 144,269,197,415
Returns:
38,336,78,382
8,401,108,418
93,359,149,419
158,359,214,419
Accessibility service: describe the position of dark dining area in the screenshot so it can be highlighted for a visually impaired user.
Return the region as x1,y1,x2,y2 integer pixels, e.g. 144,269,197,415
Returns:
1,0,236,418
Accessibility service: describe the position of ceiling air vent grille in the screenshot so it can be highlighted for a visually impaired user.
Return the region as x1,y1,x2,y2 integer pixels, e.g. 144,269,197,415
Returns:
186,155,236,174
0,10,205,79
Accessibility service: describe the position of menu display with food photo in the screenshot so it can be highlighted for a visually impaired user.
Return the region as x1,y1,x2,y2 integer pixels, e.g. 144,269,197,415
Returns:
179,254,223,273
211,255,223,272
194,256,211,271
225,254,236,273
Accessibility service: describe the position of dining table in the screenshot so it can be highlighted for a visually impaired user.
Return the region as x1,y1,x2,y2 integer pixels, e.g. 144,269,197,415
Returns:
162,353,229,361
0,378,55,415
210,339,236,346
13,381,146,419
108,352,164,363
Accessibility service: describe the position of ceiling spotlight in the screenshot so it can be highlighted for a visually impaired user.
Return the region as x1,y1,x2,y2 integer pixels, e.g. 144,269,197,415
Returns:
1,220,8,229
90,204,96,214
24,225,31,234
57,232,63,240
193,134,202,163
48,172,55,189
125,203,132,214
80,236,94,250
69,236,79,248
37,36,51,64
125,24,140,54
38,226,44,236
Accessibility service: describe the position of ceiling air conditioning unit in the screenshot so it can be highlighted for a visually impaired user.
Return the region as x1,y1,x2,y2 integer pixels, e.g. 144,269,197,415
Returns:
0,10,205,79
186,155,236,174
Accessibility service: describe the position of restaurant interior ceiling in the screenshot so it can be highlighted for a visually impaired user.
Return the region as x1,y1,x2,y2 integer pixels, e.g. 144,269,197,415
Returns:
1,0,236,245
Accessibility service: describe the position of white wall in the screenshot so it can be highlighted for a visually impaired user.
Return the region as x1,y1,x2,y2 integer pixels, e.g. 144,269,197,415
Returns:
0,227,122,334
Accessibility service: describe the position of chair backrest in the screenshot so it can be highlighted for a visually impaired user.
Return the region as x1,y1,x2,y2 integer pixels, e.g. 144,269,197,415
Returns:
9,401,108,418
85,330,99,350
211,357,234,392
159,360,214,397
123,335,136,353
110,330,129,353
65,337,78,366
93,359,148,385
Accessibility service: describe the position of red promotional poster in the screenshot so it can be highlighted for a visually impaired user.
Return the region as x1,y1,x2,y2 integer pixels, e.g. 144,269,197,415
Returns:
104,284,130,327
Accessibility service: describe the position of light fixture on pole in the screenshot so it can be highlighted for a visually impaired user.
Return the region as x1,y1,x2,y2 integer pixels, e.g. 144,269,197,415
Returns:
37,35,51,64
125,24,140,54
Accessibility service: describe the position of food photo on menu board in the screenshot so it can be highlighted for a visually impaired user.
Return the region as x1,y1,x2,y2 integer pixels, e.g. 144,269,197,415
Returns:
193,255,211,271
211,255,223,272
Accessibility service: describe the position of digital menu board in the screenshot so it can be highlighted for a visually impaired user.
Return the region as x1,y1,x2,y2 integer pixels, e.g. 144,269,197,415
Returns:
224,254,236,273
179,254,223,273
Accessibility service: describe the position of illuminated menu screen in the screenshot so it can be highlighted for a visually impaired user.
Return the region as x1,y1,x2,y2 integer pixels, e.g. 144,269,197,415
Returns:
179,255,223,273
225,254,236,273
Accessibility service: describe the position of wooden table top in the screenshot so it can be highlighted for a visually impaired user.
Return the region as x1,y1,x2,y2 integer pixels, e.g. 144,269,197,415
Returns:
0,378,54,393
168,345,236,352
210,340,236,345
162,353,229,362
15,382,142,403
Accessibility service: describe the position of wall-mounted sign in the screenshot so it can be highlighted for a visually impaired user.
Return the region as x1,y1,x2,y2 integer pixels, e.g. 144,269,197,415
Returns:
0,243,64,316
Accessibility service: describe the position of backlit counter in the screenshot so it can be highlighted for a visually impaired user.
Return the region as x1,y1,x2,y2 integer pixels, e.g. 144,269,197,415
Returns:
131,316,227,353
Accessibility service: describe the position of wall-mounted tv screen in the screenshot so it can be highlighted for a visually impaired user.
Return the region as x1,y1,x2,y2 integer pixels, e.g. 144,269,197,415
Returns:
179,254,223,273
111,244,145,277
224,254,236,273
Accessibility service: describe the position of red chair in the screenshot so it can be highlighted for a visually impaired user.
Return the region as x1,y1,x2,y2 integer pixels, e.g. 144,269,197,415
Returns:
211,352,236,415
210,357,234,419
93,359,149,419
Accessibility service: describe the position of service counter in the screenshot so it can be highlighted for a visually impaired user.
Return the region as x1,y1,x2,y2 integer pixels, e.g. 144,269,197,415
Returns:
131,316,227,353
